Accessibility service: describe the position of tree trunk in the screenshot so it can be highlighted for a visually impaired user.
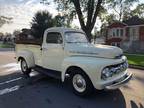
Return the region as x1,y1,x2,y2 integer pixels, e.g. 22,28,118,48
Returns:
72,0,102,42
84,30,92,42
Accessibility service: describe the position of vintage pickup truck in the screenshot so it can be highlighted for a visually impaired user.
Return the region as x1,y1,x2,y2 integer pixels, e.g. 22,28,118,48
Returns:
16,27,132,96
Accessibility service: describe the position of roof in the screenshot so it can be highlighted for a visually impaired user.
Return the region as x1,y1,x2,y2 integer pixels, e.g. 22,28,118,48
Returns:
108,21,127,28
123,16,144,26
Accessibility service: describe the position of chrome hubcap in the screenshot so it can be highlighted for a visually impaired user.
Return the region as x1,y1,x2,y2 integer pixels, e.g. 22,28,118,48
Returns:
72,74,86,93
22,60,27,72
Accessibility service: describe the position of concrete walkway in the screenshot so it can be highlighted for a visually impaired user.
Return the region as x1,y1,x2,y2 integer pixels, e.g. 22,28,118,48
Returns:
0,48,15,52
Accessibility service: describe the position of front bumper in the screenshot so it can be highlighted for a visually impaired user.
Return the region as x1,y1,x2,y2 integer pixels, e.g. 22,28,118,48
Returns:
104,73,132,90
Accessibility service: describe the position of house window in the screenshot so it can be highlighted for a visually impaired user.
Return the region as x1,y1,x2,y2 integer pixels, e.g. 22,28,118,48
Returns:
112,29,116,37
120,29,123,36
130,27,139,40
111,28,124,37
116,29,120,37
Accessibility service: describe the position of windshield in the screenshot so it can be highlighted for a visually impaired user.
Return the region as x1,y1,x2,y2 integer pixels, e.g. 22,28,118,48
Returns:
65,32,88,43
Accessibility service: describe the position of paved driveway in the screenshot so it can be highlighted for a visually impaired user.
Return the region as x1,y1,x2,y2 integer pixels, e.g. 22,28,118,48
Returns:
0,51,143,108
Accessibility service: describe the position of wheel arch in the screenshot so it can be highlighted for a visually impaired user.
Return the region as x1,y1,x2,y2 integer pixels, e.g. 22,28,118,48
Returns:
18,56,24,61
66,66,85,75
16,50,35,68
62,65,92,84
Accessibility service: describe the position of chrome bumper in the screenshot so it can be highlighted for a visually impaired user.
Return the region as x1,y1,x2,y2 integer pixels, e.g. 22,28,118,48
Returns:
105,73,132,90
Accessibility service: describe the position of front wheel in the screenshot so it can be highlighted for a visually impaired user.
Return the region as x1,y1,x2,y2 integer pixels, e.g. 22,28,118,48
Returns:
70,70,94,96
20,59,31,76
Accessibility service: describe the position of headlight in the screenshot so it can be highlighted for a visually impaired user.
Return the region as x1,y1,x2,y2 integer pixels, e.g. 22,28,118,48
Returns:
101,68,112,80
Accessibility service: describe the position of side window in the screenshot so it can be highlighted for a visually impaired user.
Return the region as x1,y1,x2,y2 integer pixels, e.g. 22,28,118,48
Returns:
46,32,63,44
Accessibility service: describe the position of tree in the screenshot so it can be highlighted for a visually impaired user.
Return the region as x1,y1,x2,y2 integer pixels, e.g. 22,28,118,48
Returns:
54,14,65,27
130,3,144,18
100,13,116,25
0,32,4,41
13,30,21,36
30,11,54,39
30,11,71,39
53,0,103,42
53,14,71,27
107,0,138,21
118,3,144,21
0,16,12,28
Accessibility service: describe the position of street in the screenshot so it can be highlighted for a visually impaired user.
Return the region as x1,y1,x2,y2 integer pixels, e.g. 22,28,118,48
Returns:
0,51,143,108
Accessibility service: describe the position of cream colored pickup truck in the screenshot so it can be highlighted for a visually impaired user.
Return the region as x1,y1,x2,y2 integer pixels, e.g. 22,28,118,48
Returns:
16,27,132,96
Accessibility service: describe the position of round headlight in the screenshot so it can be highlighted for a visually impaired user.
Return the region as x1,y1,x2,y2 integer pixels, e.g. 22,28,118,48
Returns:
101,68,112,80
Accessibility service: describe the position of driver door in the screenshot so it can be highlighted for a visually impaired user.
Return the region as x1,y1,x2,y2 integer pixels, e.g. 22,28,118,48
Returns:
42,32,64,71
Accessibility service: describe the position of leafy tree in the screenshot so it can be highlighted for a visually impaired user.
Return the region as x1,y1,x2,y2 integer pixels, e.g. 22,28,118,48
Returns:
100,14,116,25
13,30,21,37
30,10,72,39
54,14,65,27
0,32,4,41
53,0,103,42
53,14,71,27
107,0,138,21
30,11,54,39
130,3,144,18
119,3,144,21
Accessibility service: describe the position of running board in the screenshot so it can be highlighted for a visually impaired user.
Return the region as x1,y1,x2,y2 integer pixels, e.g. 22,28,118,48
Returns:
33,66,61,80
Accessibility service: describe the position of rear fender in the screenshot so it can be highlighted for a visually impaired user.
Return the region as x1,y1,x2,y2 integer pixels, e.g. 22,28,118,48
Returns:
16,50,35,68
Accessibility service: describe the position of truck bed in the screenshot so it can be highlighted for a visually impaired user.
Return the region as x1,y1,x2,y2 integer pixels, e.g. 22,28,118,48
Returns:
16,44,42,65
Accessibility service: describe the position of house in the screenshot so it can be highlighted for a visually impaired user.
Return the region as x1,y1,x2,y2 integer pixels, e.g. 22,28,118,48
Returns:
106,16,144,53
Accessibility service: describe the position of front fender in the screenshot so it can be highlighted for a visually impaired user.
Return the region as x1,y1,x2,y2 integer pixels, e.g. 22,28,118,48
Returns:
16,50,35,68
61,56,102,83
61,56,128,89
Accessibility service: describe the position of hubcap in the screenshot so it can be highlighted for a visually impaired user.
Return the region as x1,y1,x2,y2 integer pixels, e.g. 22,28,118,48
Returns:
21,60,27,72
72,74,86,93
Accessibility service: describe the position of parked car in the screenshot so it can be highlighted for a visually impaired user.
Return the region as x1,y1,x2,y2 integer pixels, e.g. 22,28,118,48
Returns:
15,27,132,96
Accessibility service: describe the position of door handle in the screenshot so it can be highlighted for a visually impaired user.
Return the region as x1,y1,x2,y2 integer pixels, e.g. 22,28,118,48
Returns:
42,48,48,50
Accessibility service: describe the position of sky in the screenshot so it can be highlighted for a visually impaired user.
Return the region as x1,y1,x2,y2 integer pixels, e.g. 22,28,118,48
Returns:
0,0,59,33
0,0,144,34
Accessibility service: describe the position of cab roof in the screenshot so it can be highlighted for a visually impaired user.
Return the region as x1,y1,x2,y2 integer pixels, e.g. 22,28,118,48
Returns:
45,27,84,33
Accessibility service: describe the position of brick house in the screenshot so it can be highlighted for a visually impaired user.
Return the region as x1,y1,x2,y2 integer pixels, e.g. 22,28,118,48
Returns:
106,16,144,53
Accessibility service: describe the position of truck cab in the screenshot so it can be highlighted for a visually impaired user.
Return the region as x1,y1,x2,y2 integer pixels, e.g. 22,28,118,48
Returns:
16,27,132,96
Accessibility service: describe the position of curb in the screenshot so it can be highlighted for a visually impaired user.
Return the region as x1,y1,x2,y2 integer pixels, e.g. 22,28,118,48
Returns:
129,65,144,70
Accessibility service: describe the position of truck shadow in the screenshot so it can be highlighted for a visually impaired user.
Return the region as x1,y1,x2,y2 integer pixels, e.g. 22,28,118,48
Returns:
0,71,127,108
130,100,144,108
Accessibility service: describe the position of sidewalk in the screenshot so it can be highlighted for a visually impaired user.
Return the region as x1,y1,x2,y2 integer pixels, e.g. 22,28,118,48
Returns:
129,65,144,70
0,48,15,52
125,53,144,56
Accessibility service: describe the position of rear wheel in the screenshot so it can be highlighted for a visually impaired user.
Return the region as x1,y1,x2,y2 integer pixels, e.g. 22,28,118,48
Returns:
70,69,94,96
20,59,31,76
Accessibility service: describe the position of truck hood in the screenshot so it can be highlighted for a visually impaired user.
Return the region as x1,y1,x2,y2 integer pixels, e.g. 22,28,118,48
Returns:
66,43,123,59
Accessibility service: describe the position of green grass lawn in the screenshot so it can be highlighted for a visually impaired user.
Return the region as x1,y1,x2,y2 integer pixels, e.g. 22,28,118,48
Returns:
125,54,144,67
0,43,14,48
